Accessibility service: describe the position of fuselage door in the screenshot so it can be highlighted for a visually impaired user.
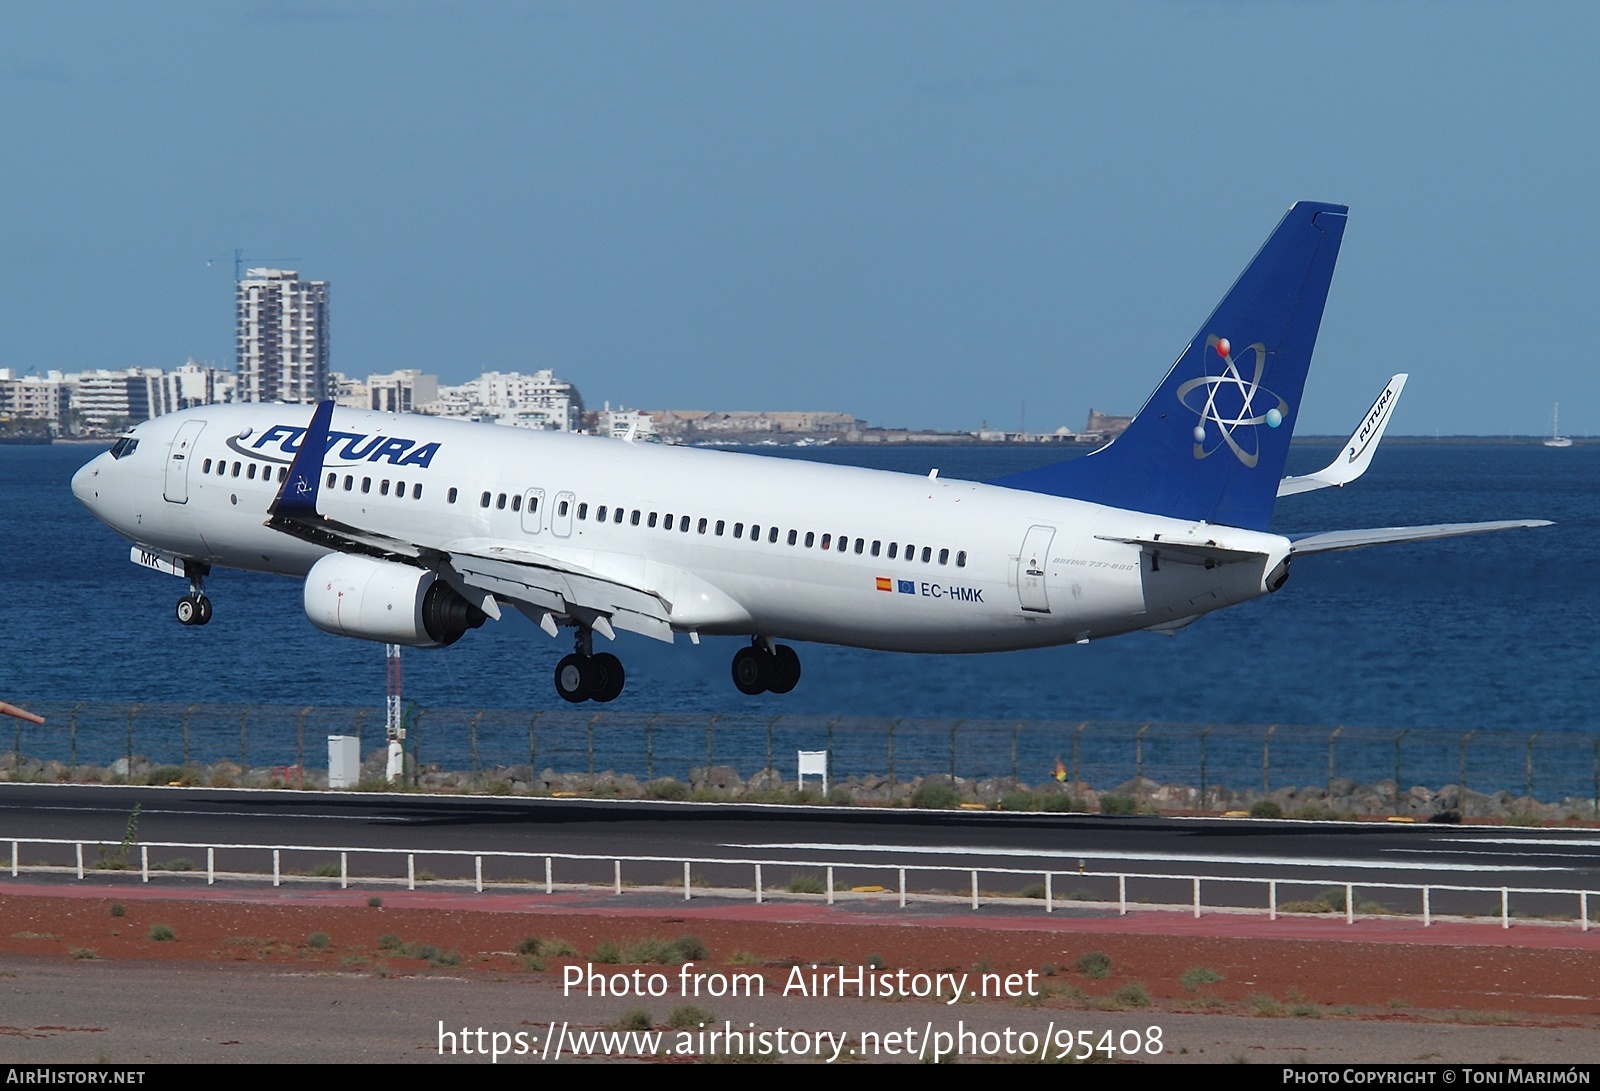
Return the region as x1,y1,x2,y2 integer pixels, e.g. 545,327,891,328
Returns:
1017,524,1056,613
162,420,208,504
521,488,545,534
552,491,576,538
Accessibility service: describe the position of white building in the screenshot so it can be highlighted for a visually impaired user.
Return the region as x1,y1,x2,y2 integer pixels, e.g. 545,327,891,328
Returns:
367,369,439,414
421,369,583,432
0,370,69,427
236,268,329,403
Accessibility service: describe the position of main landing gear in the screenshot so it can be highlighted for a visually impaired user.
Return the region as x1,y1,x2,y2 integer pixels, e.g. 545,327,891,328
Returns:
732,639,801,696
174,564,213,627
553,625,625,704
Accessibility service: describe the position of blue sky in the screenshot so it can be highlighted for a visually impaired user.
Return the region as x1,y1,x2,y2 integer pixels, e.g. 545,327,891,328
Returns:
2,2,1595,435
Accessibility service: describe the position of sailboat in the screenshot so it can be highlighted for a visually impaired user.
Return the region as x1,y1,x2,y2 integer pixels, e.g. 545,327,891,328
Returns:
1545,403,1573,447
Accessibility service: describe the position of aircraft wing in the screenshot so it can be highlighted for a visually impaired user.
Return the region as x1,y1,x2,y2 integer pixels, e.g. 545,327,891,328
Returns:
1278,374,1408,496
265,400,678,644
1289,520,1552,555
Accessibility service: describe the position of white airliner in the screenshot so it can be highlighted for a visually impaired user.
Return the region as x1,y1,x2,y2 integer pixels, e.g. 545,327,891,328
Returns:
72,202,1548,703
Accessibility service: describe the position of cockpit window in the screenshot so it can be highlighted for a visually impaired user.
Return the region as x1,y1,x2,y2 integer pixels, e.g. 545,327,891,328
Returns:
108,437,139,460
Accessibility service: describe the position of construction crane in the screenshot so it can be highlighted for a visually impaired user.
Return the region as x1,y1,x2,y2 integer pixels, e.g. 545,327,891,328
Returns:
206,249,301,280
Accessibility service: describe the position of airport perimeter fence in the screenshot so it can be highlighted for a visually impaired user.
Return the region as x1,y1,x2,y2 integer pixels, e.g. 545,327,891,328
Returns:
5,701,1600,809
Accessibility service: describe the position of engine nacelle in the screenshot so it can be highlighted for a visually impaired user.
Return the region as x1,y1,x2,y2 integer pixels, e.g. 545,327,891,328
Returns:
304,554,487,648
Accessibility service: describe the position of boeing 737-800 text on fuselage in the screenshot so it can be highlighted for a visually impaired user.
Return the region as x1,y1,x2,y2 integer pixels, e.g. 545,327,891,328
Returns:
72,203,1548,703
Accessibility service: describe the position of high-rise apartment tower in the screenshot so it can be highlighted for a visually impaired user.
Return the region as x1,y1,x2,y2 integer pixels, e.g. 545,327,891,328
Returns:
236,268,329,403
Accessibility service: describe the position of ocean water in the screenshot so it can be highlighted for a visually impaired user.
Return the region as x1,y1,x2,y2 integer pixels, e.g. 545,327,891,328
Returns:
1,439,1594,790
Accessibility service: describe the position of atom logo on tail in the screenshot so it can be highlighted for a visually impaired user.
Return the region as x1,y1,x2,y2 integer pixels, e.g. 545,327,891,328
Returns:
1175,335,1289,468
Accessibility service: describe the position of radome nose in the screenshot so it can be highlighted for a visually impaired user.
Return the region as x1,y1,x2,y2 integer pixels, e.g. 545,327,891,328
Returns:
71,456,101,508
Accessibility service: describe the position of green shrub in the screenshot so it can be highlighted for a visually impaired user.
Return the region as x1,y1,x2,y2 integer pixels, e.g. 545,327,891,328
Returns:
1076,951,1112,978
153,857,194,872
310,861,342,878
109,904,125,918
592,940,622,964
911,781,961,809
147,924,176,942
825,787,855,806
666,1004,714,1029
786,873,825,895
866,953,886,970
377,933,404,951
1038,794,1087,812
645,779,689,801
367,896,382,908
516,936,543,956
306,932,331,949
70,947,97,959
1099,794,1138,815
1249,799,1284,819
998,790,1038,811
1111,982,1150,1008
1181,966,1224,992
614,1009,652,1031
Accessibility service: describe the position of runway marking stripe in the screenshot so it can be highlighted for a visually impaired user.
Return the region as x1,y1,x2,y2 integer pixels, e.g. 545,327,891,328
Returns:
723,842,1570,873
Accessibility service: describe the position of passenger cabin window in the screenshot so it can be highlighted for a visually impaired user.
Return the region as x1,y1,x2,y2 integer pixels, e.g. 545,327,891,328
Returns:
734,523,744,539
956,550,967,567
888,543,899,559
630,509,640,525
715,520,725,536
325,472,336,488
820,534,831,550
699,518,709,534
597,505,607,521
921,546,932,563
511,494,521,512
496,493,507,509
578,502,589,520
939,548,949,565
855,539,865,555
413,484,423,500
768,527,778,543
480,492,491,508
380,479,390,495
231,462,241,477
344,475,354,490
788,530,797,546
614,507,623,524
448,487,458,504
805,532,815,548
362,477,372,494
647,512,657,528
278,467,287,483
871,540,881,557
204,459,214,473
664,514,674,530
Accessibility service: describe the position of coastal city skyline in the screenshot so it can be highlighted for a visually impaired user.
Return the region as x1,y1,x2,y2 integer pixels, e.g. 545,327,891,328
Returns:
3,5,1597,439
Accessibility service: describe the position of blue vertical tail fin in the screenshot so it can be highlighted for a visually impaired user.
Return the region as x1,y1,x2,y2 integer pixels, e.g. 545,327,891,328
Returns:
992,201,1347,531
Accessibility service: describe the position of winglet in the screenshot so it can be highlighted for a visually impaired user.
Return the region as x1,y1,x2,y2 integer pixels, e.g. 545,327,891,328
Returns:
1279,374,1408,496
268,400,334,520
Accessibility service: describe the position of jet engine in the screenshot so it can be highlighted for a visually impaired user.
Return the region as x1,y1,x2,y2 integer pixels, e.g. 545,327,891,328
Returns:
304,554,487,648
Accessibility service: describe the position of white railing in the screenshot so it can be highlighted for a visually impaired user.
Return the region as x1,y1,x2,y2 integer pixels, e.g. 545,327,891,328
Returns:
4,836,1595,933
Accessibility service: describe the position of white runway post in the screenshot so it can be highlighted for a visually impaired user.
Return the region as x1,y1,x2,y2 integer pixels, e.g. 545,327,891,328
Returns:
475,856,483,894
1502,887,1509,929
270,848,278,888
826,866,834,905
754,864,762,904
1583,891,1590,933
407,854,414,891
1045,872,1053,914
898,868,905,909
1423,886,1431,927
1118,874,1127,916
1193,877,1201,919
613,860,620,895
971,871,979,911
141,846,149,884
683,861,691,901
75,843,83,880
208,847,215,886
10,840,16,877
545,857,552,894
1269,879,1277,921
1345,883,1354,925
339,851,346,890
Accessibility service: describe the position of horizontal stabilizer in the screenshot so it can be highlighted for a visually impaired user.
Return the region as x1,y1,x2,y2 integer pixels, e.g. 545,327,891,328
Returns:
1290,520,1552,555
1094,534,1266,567
1279,374,1408,496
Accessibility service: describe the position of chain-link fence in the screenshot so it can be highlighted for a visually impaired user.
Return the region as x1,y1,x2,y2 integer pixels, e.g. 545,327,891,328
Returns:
5,701,1598,807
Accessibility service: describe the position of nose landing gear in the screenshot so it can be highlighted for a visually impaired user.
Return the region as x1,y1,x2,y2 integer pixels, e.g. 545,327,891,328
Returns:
731,639,801,695
175,563,213,626
552,624,625,703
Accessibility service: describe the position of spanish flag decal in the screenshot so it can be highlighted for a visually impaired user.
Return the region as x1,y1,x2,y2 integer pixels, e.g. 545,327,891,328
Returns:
875,576,893,592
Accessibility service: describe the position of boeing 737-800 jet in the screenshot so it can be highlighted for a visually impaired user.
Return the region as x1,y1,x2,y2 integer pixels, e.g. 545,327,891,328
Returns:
71,202,1548,703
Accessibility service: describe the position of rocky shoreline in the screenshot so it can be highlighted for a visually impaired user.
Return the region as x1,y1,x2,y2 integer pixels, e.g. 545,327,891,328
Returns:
2,749,1594,825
